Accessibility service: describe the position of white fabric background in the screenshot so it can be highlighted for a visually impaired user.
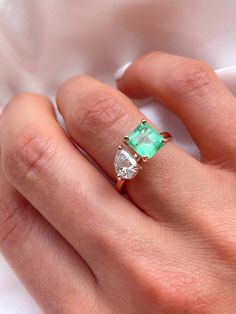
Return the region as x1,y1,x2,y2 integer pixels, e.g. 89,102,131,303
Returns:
0,0,236,313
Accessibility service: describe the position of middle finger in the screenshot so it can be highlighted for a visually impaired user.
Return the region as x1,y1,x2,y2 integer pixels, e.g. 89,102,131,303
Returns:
0,93,150,276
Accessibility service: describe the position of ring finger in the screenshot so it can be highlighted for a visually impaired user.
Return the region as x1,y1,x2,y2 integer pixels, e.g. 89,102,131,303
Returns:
56,76,204,220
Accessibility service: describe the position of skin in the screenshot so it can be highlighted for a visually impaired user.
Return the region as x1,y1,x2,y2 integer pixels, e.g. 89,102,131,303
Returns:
0,51,236,313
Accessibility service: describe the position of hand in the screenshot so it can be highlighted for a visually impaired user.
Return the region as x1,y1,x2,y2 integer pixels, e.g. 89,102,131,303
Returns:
1,52,236,313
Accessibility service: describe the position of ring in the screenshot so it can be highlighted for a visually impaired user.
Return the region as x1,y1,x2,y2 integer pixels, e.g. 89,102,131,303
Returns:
114,119,172,193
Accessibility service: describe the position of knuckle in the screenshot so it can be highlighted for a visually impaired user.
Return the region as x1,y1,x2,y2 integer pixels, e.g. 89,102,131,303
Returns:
47,291,100,314
5,93,50,112
152,269,212,312
10,92,43,103
212,231,236,264
165,60,217,98
122,253,213,312
72,90,126,138
0,193,31,248
20,93,51,105
3,128,58,184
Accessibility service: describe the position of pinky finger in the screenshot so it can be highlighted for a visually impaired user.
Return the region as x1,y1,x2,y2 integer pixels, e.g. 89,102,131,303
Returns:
0,165,98,313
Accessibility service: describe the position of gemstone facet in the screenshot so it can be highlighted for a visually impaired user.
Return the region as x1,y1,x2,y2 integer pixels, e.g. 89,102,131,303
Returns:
114,147,139,180
127,122,164,158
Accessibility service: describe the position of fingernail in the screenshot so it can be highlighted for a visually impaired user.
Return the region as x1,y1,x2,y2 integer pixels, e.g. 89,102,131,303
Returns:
114,62,132,81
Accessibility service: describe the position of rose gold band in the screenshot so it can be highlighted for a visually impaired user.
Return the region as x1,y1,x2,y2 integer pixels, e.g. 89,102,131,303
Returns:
115,178,126,193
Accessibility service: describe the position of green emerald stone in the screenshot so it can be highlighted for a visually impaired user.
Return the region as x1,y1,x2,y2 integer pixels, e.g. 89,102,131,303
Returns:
127,122,164,158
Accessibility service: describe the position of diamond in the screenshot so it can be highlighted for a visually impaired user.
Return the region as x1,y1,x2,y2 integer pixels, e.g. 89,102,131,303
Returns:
127,121,164,158
114,147,139,180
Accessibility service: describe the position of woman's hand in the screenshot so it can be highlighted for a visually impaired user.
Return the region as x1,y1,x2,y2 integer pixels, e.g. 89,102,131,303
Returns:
1,52,236,313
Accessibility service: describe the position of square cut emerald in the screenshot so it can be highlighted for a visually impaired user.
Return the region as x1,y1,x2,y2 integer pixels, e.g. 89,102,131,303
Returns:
127,122,164,158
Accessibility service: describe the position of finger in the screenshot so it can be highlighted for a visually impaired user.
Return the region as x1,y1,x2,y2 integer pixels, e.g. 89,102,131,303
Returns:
117,52,236,168
0,165,96,313
0,93,150,276
56,76,205,220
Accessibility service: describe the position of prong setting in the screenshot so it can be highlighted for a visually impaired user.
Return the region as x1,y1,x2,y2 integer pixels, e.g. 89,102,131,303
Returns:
142,156,148,162
141,119,147,124
162,138,169,144
117,174,123,181
123,135,129,144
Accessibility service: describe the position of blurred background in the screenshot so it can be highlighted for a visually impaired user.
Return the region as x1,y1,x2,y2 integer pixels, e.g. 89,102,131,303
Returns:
1,0,236,312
